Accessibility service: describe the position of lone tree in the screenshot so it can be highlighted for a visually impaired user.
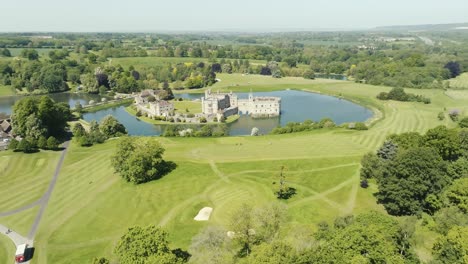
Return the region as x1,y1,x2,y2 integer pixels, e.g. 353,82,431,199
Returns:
111,137,174,184
275,166,296,199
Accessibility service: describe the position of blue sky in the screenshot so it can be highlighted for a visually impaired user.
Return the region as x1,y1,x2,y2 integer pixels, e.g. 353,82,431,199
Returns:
1,0,467,32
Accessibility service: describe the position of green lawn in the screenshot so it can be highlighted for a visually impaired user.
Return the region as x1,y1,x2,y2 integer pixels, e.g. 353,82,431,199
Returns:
173,100,201,114
449,72,468,89
0,150,61,212
0,235,15,264
0,85,15,96
1,74,467,263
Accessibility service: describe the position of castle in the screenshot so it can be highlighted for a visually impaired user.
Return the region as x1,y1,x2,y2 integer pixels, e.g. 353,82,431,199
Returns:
201,89,281,119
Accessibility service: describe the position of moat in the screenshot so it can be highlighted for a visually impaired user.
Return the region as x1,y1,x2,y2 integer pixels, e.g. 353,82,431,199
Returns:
0,90,373,136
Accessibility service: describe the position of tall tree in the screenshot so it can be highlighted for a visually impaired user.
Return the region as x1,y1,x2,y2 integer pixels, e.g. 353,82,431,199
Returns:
111,137,173,184
376,147,450,215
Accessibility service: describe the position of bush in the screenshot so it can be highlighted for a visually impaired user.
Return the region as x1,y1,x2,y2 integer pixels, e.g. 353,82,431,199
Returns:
354,122,368,130
459,117,468,128
47,136,60,150
438,112,445,121
449,110,460,122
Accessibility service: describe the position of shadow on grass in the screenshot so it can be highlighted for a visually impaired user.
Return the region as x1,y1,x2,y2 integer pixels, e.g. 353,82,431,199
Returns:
24,247,35,262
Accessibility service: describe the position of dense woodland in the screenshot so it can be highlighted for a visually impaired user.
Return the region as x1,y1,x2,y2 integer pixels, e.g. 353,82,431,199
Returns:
0,31,467,96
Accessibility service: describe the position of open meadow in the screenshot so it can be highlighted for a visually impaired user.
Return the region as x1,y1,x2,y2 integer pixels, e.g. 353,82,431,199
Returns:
1,74,467,263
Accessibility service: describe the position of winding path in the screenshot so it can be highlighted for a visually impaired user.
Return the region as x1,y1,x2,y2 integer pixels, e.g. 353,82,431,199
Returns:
0,141,70,262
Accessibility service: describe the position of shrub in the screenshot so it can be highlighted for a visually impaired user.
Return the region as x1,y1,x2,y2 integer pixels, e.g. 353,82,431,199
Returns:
449,110,460,122
459,117,468,128
438,112,445,121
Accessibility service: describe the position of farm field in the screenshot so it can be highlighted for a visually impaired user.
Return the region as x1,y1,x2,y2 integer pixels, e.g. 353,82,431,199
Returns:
0,75,467,263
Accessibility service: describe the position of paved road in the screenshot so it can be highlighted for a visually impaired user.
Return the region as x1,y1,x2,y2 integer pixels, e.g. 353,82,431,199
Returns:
0,141,70,263
28,141,70,239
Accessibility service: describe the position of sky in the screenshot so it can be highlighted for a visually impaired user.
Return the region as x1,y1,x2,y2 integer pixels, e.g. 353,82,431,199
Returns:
1,0,467,32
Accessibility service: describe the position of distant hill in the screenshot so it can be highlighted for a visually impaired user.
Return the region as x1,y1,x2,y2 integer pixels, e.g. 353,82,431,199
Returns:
374,23,468,32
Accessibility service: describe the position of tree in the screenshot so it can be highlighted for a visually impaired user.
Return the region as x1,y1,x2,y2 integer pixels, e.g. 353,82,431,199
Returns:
80,73,99,94
230,203,257,257
189,226,234,264
438,112,446,121
111,137,174,184
424,126,461,161
387,132,424,150
283,56,297,67
1,48,11,57
432,226,468,263
37,136,48,149
74,102,83,114
38,63,68,93
360,152,384,180
444,178,468,213
433,207,468,235
275,166,296,199
8,138,18,150
376,147,450,215
303,211,415,263
99,115,127,138
92,257,110,264
444,61,462,78
21,49,39,60
245,241,297,264
17,138,36,153
377,140,398,160
47,136,60,150
303,70,315,79
459,117,468,128
114,225,183,264
72,123,86,138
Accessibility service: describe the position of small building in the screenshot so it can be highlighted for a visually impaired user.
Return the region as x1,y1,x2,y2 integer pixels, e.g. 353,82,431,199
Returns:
149,100,174,117
135,90,174,118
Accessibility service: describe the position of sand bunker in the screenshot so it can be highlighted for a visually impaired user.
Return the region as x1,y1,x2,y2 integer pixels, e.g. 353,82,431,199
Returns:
194,207,213,221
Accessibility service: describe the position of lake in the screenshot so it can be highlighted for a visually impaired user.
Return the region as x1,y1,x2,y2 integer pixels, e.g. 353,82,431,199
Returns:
1,90,373,136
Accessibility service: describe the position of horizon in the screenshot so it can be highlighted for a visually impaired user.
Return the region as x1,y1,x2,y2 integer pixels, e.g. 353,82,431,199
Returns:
1,0,468,32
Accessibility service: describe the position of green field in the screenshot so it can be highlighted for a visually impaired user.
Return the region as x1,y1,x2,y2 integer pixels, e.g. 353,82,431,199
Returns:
0,235,14,264
0,151,61,212
449,72,468,89
0,74,466,263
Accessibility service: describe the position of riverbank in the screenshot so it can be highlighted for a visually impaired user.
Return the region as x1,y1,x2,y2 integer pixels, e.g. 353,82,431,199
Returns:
81,98,133,113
